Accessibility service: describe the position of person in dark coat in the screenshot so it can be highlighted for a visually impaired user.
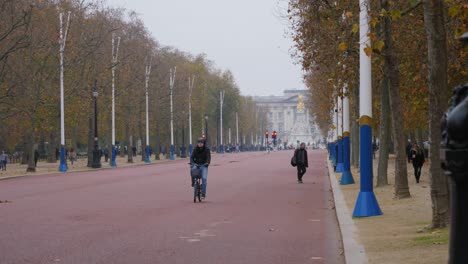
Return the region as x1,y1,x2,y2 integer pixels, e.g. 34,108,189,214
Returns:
294,142,309,183
409,142,425,183
34,149,39,167
190,138,211,198
103,147,109,162
406,140,412,163
372,141,378,159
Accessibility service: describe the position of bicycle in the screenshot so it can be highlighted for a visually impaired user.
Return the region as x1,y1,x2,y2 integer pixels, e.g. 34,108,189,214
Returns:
190,164,203,203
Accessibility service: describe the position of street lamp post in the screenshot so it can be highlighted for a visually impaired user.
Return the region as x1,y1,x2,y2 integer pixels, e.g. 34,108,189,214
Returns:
236,112,239,147
169,67,177,160
110,34,121,167
92,80,101,168
188,76,195,156
144,62,151,164
352,0,382,217
341,83,355,184
336,93,344,172
219,91,225,153
58,11,71,172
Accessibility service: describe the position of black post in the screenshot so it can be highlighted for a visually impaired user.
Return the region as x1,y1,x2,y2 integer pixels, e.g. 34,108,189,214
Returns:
441,84,468,264
92,80,101,168
205,114,209,148
180,127,187,158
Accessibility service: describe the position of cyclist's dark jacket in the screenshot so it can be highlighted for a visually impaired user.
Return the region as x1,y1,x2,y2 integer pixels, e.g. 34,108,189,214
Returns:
190,146,211,166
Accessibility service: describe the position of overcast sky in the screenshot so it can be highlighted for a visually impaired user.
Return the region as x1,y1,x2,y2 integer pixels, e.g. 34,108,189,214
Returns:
105,0,304,96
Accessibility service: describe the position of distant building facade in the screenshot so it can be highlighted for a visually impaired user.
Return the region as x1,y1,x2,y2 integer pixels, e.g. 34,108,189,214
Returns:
253,90,320,147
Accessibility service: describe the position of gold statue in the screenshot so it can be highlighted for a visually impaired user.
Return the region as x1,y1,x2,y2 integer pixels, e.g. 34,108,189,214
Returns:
297,95,305,110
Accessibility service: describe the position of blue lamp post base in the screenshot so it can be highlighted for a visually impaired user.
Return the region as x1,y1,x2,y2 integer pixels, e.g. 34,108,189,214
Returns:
111,145,117,167
336,163,344,172
189,144,193,156
145,146,151,164
170,145,175,160
340,170,355,185
58,146,67,172
353,191,383,217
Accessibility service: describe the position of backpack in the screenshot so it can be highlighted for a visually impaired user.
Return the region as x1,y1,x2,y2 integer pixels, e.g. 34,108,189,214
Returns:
291,150,297,167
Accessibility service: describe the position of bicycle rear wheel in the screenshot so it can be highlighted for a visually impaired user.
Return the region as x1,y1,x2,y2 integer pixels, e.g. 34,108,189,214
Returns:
197,183,202,202
193,183,199,203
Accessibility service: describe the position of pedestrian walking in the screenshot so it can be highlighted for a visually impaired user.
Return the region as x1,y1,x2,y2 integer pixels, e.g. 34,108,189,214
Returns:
409,142,425,183
34,149,39,167
293,142,308,183
55,147,60,161
69,148,76,165
104,147,109,162
0,151,8,171
372,141,378,159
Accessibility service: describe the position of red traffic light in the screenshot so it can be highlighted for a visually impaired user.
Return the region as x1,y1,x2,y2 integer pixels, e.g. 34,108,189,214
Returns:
271,131,277,138
201,133,206,138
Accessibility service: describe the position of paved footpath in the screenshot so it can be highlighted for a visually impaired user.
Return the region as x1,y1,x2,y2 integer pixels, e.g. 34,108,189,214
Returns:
0,150,344,264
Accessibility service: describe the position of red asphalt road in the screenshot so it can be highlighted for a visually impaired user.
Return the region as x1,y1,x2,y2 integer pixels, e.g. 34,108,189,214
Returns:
0,150,344,264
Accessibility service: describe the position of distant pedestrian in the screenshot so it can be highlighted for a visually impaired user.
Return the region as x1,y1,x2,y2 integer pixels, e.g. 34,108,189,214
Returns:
55,147,60,161
372,141,378,159
293,142,308,183
69,148,76,165
0,151,8,171
410,142,425,183
104,147,109,162
34,149,39,167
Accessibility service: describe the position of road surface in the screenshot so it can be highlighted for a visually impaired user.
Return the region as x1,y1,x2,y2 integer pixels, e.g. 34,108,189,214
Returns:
0,150,344,264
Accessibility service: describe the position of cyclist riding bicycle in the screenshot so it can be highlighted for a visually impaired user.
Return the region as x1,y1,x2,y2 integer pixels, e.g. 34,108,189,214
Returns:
190,137,211,199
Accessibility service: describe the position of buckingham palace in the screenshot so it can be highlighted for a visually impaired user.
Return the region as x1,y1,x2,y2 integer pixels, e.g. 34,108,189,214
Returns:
253,90,320,147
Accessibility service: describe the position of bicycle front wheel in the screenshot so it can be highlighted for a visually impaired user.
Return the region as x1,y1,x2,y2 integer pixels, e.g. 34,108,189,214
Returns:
194,184,199,203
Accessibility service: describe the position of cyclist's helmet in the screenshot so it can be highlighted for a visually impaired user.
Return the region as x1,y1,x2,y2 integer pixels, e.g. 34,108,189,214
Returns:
197,137,206,143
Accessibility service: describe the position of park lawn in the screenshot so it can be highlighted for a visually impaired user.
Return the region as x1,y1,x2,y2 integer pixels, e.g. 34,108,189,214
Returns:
337,155,449,264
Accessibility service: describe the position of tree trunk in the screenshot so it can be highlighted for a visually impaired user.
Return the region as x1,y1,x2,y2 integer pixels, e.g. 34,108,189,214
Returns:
139,104,145,161
417,128,423,145
47,132,57,163
71,126,77,152
377,78,390,187
21,133,28,164
351,84,359,168
381,0,410,199
423,0,450,228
